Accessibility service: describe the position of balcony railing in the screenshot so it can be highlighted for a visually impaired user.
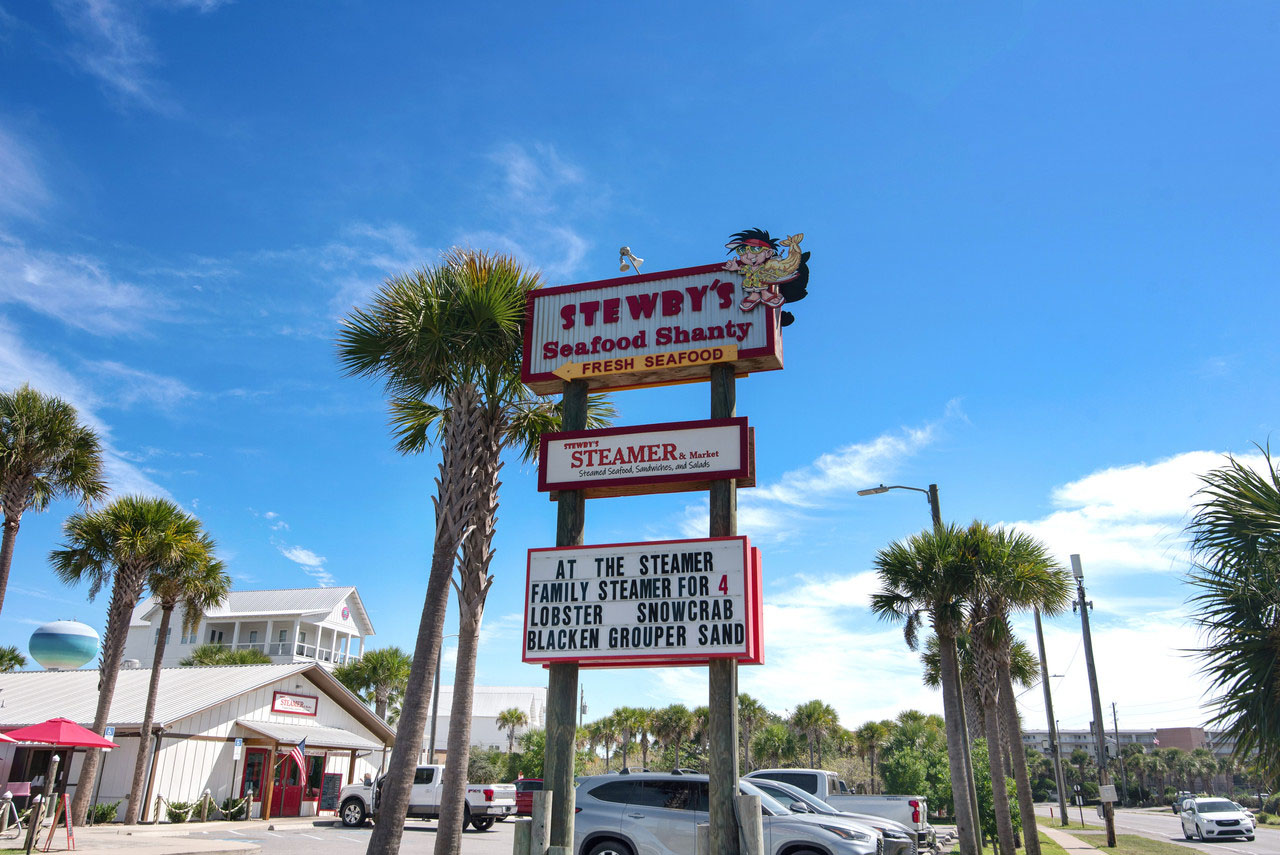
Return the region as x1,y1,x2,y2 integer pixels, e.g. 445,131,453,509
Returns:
235,642,265,653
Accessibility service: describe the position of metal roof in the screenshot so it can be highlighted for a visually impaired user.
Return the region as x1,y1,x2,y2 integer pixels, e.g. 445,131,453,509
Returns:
0,663,394,745
432,686,547,720
132,587,375,635
236,719,382,751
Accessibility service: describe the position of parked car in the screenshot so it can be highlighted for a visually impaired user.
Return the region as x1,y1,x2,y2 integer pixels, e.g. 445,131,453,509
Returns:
1172,791,1194,814
573,772,882,855
338,764,516,831
747,777,918,855
745,768,932,847
515,778,544,816
1179,797,1255,841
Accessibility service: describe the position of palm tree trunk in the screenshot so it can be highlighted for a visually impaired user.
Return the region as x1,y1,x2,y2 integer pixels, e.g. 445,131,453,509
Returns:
374,689,389,722
998,658,1040,855
366,384,485,855
71,563,144,825
433,606,482,855
938,633,979,855
870,747,877,794
0,511,21,616
807,733,815,768
983,693,1016,855
124,604,174,824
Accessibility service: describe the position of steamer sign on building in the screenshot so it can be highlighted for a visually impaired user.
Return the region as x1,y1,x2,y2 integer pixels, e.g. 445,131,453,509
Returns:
521,264,785,394
523,536,763,668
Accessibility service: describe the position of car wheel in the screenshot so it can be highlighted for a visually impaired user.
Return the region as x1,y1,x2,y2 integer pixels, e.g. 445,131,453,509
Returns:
1246,836,1255,842
586,841,635,855
470,816,496,831
1197,825,1206,841
1184,825,1192,840
340,798,367,827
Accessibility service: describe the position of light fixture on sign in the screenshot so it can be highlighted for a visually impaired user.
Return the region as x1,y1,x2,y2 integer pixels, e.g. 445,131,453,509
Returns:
618,246,643,274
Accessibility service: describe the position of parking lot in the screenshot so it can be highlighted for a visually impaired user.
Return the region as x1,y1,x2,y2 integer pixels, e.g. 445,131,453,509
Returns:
185,817,519,855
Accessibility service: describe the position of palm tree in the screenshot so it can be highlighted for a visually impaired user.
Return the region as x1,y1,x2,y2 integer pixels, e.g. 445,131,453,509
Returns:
855,721,889,794
345,647,413,721
0,384,106,615
124,534,227,824
0,644,26,672
1186,447,1280,778
871,523,980,855
965,522,1071,855
593,715,620,772
636,708,655,770
1121,743,1147,800
738,694,767,772
752,722,797,768
179,644,271,666
497,707,530,756
52,495,209,825
652,704,694,770
790,700,838,768
338,249,613,855
615,707,646,770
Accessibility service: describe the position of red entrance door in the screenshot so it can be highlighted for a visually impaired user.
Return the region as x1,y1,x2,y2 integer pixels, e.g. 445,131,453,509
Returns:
270,753,304,817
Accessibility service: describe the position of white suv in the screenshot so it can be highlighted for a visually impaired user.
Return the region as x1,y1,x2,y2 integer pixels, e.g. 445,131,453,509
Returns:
573,772,882,855
1180,797,1255,841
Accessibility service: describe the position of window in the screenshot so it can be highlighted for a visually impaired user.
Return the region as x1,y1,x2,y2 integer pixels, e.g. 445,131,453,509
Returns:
516,780,544,792
209,629,224,644
589,780,640,804
249,630,258,643
154,627,170,645
755,771,817,793
279,629,287,643
299,630,307,644
307,755,324,795
413,767,435,785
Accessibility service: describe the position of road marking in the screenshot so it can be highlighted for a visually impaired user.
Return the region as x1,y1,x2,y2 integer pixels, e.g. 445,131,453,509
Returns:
296,833,323,839
336,835,363,842
265,831,281,837
229,829,245,835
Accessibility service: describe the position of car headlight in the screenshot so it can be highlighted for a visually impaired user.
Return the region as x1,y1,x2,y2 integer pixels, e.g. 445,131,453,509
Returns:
818,824,870,842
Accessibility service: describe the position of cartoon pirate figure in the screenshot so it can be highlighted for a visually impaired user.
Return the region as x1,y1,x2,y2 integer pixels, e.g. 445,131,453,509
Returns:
723,228,810,326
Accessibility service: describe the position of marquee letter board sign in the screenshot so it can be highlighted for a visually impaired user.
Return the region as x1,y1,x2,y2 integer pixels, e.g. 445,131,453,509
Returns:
538,417,755,499
523,536,763,668
521,264,785,394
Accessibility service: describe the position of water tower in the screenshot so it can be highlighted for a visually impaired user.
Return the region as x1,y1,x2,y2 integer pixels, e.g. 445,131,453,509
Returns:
29,620,100,670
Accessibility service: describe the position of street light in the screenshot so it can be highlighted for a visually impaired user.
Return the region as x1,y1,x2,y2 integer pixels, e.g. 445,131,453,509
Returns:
856,483,942,531
429,634,460,764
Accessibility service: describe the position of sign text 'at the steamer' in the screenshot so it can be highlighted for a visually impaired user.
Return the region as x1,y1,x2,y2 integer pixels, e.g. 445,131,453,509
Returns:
523,536,764,668
521,230,808,393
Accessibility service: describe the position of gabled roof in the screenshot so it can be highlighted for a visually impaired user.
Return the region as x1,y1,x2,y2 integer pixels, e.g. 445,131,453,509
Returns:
133,587,374,635
0,663,394,745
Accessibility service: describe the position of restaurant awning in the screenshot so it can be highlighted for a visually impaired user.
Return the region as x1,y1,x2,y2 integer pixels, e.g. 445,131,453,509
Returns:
236,719,384,751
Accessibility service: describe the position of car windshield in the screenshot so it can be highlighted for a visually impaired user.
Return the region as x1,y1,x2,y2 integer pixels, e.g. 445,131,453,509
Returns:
1198,800,1239,813
739,780,792,817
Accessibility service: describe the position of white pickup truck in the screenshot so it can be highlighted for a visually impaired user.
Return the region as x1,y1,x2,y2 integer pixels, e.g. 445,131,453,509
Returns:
746,769,933,847
338,764,517,831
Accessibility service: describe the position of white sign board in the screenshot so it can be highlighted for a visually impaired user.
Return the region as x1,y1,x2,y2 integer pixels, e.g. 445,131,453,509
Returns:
271,691,319,716
538,417,752,498
233,737,243,761
521,264,783,394
1099,784,1117,803
523,536,763,668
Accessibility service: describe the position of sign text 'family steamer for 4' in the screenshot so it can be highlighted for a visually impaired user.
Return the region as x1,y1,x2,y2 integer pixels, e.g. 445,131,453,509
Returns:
538,417,755,499
523,536,763,668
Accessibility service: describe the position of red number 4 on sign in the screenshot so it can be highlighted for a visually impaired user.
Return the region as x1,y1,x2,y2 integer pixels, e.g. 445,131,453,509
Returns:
718,575,729,595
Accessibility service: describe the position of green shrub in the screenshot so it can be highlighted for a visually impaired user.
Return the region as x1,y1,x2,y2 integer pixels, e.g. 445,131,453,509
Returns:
467,751,502,785
165,800,194,823
89,801,120,824
220,796,247,820
1256,811,1273,824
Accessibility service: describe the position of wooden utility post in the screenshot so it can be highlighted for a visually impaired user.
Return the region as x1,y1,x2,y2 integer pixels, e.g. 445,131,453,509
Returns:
1072,555,1116,848
708,363,741,855
546,379,588,851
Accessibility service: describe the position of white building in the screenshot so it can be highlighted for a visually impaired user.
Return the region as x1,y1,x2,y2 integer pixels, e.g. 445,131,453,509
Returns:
123,587,374,669
0,663,394,821
424,685,547,757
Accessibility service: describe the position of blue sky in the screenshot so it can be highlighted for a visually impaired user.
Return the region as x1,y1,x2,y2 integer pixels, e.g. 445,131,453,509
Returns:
2,0,1277,736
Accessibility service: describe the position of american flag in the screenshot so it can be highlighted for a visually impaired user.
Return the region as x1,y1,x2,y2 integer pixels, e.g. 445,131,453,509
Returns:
289,738,307,773
1153,738,1160,746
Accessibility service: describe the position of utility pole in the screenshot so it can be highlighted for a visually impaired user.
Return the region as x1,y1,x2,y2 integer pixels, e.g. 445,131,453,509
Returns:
1034,607,1070,826
1073,554,1116,847
1112,703,1130,807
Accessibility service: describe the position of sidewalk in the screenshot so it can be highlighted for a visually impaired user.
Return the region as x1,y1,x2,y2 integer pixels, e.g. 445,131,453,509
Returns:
12,815,330,854
1042,824,1103,854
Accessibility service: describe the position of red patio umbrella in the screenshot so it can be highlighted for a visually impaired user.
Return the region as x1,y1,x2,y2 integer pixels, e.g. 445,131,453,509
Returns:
3,718,118,748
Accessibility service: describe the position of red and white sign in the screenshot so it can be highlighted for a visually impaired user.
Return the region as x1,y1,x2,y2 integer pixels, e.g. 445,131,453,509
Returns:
521,264,783,395
271,691,319,716
538,418,753,499
523,536,764,668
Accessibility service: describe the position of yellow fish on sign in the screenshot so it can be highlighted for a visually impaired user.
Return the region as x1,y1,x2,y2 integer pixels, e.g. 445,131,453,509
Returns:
552,345,739,382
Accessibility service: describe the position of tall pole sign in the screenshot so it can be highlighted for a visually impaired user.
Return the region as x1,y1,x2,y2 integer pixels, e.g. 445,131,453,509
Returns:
530,228,810,855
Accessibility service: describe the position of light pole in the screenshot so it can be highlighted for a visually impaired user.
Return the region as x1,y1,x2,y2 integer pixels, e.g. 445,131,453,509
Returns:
1034,608,1070,825
859,482,980,855
428,634,459,764
1072,555,1116,847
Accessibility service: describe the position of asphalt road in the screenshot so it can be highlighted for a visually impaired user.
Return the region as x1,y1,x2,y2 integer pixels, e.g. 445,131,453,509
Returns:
185,817,517,855
1036,806,1280,855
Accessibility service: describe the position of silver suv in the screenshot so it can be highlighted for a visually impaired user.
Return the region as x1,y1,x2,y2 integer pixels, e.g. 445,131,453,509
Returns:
574,772,882,855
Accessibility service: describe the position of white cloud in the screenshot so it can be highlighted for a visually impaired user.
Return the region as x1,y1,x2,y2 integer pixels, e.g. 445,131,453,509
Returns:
1007,449,1267,576
0,126,49,221
0,318,170,499
53,0,173,112
86,360,194,409
0,233,171,335
278,544,336,586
